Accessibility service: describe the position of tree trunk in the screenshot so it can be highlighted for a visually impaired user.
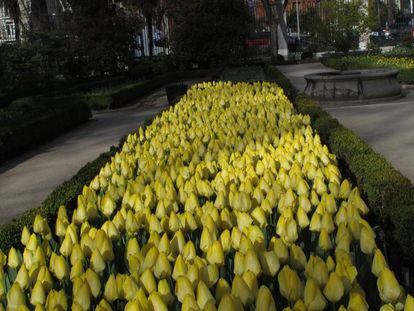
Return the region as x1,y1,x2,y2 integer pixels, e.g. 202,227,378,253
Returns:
31,0,50,32
262,0,278,58
146,14,154,58
387,0,394,27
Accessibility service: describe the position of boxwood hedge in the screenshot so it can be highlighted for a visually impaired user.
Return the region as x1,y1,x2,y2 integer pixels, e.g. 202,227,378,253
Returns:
264,64,414,266
0,96,91,163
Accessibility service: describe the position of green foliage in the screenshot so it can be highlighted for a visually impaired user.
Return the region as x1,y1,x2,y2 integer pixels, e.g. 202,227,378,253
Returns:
0,96,91,162
322,54,414,84
168,0,252,67
65,0,141,78
80,73,177,110
297,0,367,52
265,64,414,263
219,66,265,83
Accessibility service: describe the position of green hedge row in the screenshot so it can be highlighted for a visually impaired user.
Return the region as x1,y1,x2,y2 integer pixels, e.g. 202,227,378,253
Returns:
264,64,414,265
80,70,218,110
0,96,91,163
320,56,414,84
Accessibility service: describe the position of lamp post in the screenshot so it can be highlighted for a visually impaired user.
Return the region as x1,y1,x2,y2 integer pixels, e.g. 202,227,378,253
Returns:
296,0,301,40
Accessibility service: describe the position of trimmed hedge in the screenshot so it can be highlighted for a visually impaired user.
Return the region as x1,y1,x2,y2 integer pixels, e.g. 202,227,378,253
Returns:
0,96,91,163
80,69,221,110
264,64,414,265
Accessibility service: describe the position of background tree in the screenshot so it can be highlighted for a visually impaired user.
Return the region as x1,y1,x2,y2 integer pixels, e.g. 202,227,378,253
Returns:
168,0,252,68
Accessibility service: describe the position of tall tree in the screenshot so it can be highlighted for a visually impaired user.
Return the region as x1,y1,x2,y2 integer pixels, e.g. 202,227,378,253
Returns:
0,0,22,43
30,0,50,32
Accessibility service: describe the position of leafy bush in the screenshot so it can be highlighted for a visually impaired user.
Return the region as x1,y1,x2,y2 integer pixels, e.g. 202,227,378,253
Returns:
265,64,414,264
0,96,91,163
80,73,177,110
169,0,252,67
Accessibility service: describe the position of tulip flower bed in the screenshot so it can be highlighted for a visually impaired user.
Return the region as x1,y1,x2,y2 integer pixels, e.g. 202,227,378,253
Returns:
1,81,412,310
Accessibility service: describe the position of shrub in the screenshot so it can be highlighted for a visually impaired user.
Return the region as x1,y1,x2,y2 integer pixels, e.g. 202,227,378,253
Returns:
265,64,414,264
0,96,91,163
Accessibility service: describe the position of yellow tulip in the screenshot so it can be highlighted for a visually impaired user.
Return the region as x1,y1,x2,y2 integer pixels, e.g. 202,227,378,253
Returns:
8,247,20,269
215,278,231,302
348,292,369,311
104,274,118,302
244,249,261,276
278,265,303,302
218,294,238,311
30,281,46,306
175,276,195,303
15,265,30,289
73,281,91,310
360,227,376,255
154,252,171,279
200,264,219,288
197,281,215,309
148,292,168,311
124,275,139,300
270,237,289,263
158,279,174,305
172,255,188,280
304,278,326,311
101,193,116,217
85,268,101,299
96,299,113,311
290,244,307,270
405,294,414,310
21,226,31,246
377,268,402,303
140,269,157,295
259,250,280,277
90,249,105,274
323,272,344,303
183,241,197,262
231,275,253,306
372,248,388,277
305,255,328,287
318,229,333,252
256,285,276,311
7,283,26,310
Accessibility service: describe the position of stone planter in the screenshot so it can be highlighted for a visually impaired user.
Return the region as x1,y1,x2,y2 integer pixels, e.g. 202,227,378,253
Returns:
304,69,402,103
166,84,188,105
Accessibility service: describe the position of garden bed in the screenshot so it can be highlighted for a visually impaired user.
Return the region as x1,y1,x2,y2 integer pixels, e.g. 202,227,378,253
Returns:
0,79,412,309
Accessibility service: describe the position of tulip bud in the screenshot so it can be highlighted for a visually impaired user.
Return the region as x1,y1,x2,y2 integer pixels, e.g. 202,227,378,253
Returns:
158,279,174,305
85,268,101,299
215,278,231,302
232,275,253,306
21,226,31,246
244,249,261,276
360,227,376,255
318,229,333,252
218,294,238,311
73,281,91,311
101,193,116,217
304,278,326,311
270,237,289,264
148,292,168,311
7,283,26,310
377,268,402,304
200,264,219,288
140,269,157,295
172,255,188,280
154,252,171,279
348,292,369,311
8,247,20,269
96,299,113,311
123,276,139,301
197,281,215,309
30,281,46,306
175,276,195,303
290,244,307,270
405,294,414,310
207,241,224,266
323,272,344,303
90,249,106,274
278,265,303,302
103,274,118,302
259,251,280,277
256,285,276,311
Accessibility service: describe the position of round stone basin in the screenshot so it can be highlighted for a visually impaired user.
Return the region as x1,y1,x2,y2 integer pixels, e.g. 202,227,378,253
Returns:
304,69,402,103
